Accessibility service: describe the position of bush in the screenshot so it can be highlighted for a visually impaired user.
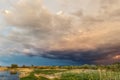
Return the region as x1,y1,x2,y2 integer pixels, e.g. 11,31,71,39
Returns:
11,64,18,68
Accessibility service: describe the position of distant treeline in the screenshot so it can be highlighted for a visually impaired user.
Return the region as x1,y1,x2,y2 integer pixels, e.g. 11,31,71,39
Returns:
5,62,120,71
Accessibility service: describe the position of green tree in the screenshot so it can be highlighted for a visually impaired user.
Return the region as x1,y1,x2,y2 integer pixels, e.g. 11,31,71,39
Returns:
11,64,18,68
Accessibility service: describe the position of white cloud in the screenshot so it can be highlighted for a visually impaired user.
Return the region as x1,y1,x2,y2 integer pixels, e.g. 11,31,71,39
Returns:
0,0,120,64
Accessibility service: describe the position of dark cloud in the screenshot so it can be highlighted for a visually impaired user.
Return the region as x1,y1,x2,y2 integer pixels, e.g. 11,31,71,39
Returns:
42,45,120,64
0,0,120,64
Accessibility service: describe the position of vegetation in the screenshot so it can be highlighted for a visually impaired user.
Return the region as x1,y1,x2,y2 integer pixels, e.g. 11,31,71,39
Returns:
3,62,120,80
20,69,120,80
33,69,66,75
39,76,50,80
20,73,38,80
11,64,18,68
60,70,120,80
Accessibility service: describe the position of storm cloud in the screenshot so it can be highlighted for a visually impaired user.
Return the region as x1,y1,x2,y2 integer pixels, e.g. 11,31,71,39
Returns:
0,0,120,64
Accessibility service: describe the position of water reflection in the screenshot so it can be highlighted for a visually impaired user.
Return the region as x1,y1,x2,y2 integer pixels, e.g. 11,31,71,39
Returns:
0,71,19,80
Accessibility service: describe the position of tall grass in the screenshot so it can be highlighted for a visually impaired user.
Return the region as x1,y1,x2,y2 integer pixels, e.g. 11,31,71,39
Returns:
60,69,120,80
20,69,120,80
20,73,37,80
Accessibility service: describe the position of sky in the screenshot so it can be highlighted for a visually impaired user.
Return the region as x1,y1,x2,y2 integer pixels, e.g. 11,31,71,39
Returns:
0,0,120,66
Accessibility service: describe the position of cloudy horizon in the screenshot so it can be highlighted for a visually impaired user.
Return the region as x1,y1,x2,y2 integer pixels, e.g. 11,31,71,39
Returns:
0,0,120,66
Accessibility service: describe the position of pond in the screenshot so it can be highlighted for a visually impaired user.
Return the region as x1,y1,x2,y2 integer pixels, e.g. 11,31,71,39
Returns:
0,71,19,80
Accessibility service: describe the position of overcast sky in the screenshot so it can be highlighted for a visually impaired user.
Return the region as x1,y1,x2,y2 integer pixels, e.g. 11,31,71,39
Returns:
0,0,120,66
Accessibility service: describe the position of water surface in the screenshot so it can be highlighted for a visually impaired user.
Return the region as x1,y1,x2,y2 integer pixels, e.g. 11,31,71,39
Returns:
0,71,19,80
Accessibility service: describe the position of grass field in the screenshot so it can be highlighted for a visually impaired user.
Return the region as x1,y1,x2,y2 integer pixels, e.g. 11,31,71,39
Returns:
60,70,120,80
6,63,119,80
20,69,120,80
33,69,66,75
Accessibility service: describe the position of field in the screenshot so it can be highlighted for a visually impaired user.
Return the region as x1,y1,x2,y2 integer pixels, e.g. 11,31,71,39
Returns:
19,63,120,80
20,69,120,80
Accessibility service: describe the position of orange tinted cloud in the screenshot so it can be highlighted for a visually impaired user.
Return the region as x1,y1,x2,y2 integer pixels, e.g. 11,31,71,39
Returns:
0,0,120,64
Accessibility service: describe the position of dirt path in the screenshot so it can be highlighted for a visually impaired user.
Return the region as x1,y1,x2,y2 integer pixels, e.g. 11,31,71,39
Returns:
34,73,59,79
